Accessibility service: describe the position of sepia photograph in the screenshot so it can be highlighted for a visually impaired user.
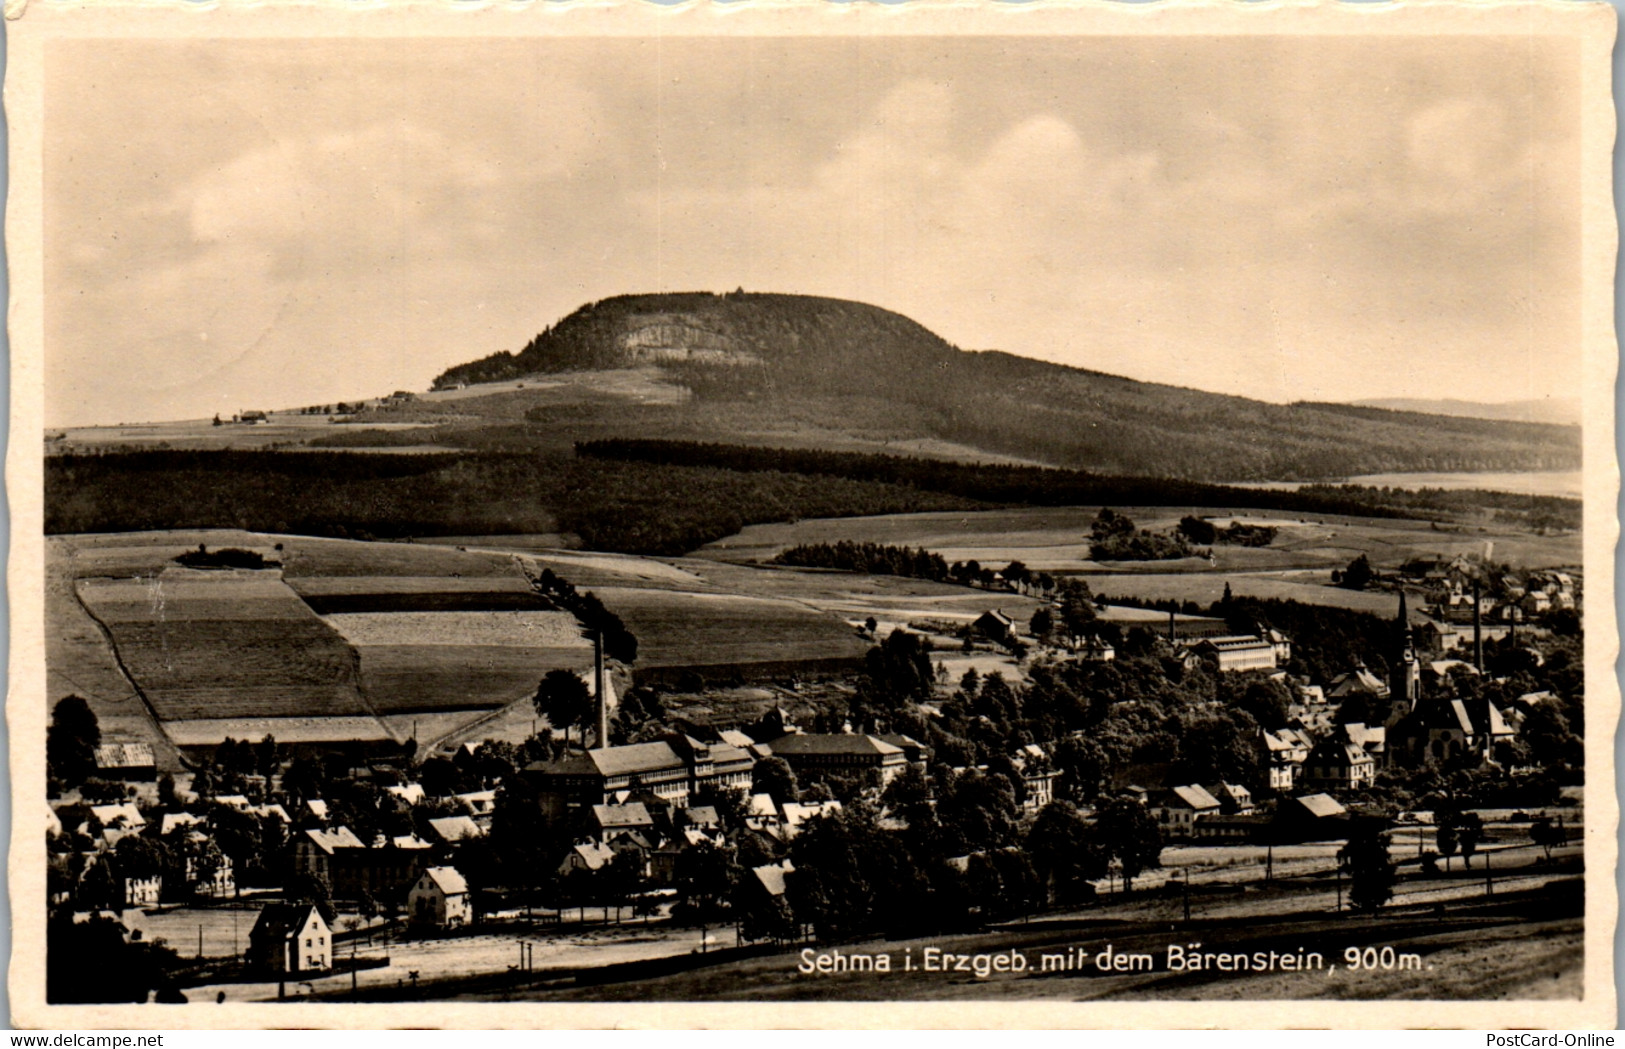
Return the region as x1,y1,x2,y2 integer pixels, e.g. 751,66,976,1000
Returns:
6,0,1618,1029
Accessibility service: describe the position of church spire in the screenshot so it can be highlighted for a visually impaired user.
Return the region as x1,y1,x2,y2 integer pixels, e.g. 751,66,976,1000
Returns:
1389,590,1421,719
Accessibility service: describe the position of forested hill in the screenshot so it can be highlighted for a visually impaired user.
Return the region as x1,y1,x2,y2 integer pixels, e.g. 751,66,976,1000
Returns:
429,291,1579,482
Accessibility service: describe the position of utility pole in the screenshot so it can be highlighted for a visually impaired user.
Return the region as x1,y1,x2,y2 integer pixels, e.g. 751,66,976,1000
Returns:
1485,851,1493,896
1182,871,1191,924
1266,843,1273,884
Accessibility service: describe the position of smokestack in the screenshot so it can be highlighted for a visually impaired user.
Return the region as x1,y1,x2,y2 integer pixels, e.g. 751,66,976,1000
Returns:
1472,578,1483,671
594,630,608,750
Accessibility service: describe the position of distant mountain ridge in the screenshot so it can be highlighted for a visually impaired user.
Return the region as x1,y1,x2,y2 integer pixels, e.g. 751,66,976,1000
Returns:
1351,397,1581,427
430,291,1579,483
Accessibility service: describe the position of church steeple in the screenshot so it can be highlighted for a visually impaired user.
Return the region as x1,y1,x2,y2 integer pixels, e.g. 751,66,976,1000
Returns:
1389,591,1421,721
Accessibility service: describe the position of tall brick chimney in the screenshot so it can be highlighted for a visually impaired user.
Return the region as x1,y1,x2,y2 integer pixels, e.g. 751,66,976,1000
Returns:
594,630,608,750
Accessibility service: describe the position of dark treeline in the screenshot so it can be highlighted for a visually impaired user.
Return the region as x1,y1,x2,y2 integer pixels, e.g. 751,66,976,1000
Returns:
45,450,974,557
576,440,1405,518
772,541,952,582
576,440,1580,532
530,567,638,664
1294,483,1580,532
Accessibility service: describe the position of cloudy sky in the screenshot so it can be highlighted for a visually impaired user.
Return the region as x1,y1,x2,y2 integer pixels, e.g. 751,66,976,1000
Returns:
45,33,1580,427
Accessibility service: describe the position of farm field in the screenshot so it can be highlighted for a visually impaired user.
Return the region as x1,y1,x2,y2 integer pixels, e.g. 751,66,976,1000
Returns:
45,542,183,769
48,415,440,453
75,571,372,723
587,586,868,679
288,575,547,614
47,532,598,751
1087,572,1404,615
680,558,1044,634
696,506,1579,620
51,528,886,750
163,716,395,747
345,643,592,714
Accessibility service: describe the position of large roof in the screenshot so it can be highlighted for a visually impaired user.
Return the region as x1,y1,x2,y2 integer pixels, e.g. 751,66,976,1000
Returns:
304,826,366,854
766,734,903,758
535,742,686,779
752,861,795,897
592,803,654,829
1292,794,1347,819
428,815,484,843
421,866,468,896
89,803,145,829
1197,635,1273,652
94,743,155,769
1165,785,1222,811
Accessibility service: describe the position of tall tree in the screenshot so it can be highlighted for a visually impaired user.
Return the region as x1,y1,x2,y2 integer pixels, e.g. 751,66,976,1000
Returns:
1025,801,1107,905
752,757,799,806
533,669,594,747
48,696,101,789
1339,826,1396,912
1093,797,1163,892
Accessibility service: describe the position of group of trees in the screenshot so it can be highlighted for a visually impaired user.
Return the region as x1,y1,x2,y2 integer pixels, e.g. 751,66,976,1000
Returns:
768,543,1063,599
173,544,281,570
772,541,953,582
1176,516,1278,548
1088,508,1200,562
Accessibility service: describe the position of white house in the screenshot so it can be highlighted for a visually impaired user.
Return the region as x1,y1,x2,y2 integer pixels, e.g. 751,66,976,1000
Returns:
248,902,331,974
407,866,471,929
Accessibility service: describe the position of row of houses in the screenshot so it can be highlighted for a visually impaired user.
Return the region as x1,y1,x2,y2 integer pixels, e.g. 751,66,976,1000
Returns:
248,864,470,976
1146,783,1354,843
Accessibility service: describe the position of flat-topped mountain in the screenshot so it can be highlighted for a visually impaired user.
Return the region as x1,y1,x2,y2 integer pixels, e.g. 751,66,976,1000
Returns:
428,292,1577,482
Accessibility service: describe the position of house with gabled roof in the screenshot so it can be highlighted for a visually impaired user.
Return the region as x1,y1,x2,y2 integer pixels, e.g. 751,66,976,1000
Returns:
89,803,146,846
1303,739,1376,792
1204,782,1255,815
248,902,330,975
1262,727,1313,790
1271,792,1352,843
1328,664,1390,701
1149,784,1222,840
560,841,616,875
94,742,156,781
408,866,470,928
590,803,655,842
971,610,1017,646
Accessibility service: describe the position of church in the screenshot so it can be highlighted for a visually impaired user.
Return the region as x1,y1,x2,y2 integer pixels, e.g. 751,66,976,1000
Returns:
1386,593,1515,766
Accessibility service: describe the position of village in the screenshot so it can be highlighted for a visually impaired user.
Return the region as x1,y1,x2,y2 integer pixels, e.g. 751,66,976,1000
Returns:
42,517,1586,1003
